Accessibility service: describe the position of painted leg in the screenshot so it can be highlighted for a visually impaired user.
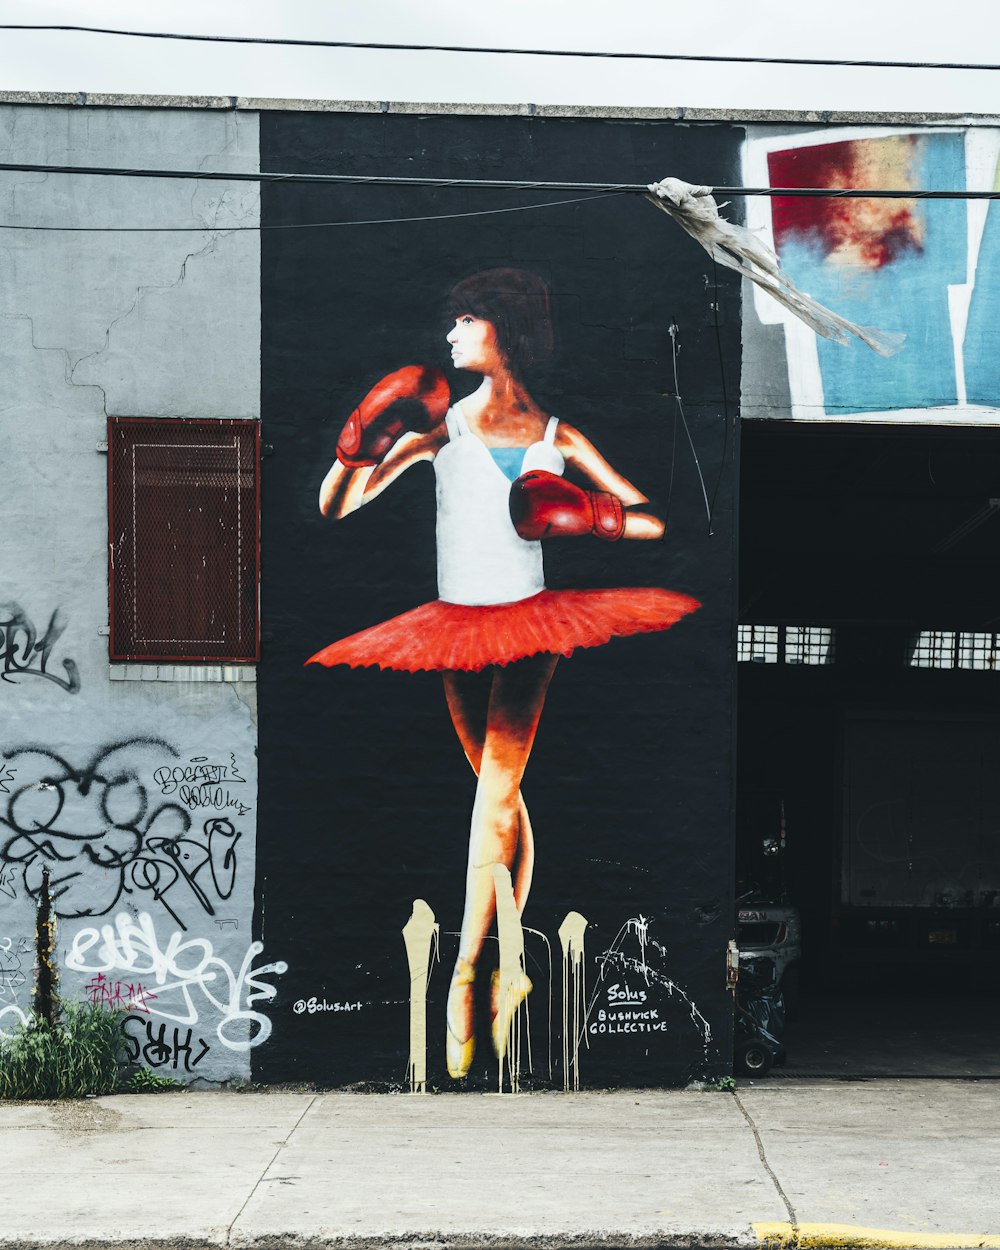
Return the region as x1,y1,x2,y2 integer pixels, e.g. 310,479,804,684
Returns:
448,655,556,1075
443,670,539,914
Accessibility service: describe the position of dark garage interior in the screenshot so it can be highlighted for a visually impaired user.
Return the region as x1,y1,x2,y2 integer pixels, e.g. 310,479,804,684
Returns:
737,421,1000,1077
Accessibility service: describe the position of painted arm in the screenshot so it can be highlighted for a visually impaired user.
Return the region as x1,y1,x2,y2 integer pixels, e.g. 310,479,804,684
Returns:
556,423,665,540
319,427,445,520
319,364,451,520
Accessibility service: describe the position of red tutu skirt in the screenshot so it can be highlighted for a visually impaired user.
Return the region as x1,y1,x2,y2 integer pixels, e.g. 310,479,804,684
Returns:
305,587,700,674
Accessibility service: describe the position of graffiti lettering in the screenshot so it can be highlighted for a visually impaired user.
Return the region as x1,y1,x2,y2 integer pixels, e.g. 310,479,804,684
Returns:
0,935,28,1000
589,1019,668,1034
0,602,80,694
0,741,246,928
84,972,157,1014
0,1003,29,1034
0,865,16,901
153,757,247,794
607,982,647,1004
292,998,363,1015
122,1015,210,1071
586,916,714,1056
178,785,252,818
598,1007,659,1021
0,766,16,795
67,911,288,1050
153,755,251,817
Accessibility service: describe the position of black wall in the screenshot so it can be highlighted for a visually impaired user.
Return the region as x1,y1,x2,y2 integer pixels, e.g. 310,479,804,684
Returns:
256,111,742,1087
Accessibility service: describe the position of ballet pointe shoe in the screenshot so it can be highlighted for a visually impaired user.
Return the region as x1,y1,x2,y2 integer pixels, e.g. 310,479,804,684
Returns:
490,967,533,1059
446,958,476,1079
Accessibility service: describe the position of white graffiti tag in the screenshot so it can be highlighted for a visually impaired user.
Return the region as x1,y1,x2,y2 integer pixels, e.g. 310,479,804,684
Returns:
0,1003,29,1034
66,911,288,1050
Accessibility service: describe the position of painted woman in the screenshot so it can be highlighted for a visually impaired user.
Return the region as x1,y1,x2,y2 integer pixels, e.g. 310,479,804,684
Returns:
309,268,699,1078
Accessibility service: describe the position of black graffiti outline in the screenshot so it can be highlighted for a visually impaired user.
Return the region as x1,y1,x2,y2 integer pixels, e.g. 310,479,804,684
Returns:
0,934,29,1000
0,602,80,694
206,818,240,900
0,740,243,930
122,1014,209,1072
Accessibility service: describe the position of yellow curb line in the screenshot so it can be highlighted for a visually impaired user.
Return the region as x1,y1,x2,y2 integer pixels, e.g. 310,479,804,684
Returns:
754,1223,1000,1249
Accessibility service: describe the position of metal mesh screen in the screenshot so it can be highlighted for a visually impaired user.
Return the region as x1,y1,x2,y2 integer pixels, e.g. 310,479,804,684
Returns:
108,419,260,662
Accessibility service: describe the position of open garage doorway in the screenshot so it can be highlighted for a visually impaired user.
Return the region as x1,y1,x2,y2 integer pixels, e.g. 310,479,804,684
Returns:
737,421,1000,1078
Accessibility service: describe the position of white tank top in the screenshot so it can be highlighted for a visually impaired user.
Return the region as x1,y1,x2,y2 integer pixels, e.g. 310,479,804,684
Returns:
434,403,565,606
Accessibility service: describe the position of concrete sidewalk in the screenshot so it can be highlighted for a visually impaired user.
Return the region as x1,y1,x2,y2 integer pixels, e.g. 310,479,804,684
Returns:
1,1080,999,1250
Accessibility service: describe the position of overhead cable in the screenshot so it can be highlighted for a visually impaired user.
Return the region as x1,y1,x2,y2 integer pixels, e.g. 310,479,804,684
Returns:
0,24,995,72
0,161,998,199
0,192,623,232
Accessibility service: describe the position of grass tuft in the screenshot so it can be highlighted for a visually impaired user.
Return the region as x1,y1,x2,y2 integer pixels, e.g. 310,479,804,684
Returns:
0,1001,130,1100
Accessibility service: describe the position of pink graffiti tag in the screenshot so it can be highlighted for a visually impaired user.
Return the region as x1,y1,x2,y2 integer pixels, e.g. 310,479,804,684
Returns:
84,971,157,1014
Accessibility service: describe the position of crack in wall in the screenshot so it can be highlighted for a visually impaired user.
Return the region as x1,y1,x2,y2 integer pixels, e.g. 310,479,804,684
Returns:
66,229,236,415
191,123,261,228
4,209,244,418
196,107,250,173
190,110,260,227
0,169,48,220
228,679,258,728
0,311,109,415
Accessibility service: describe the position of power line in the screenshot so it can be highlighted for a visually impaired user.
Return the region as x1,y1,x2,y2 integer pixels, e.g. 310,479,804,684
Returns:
0,192,623,232
0,161,998,199
0,24,996,73
0,161,637,191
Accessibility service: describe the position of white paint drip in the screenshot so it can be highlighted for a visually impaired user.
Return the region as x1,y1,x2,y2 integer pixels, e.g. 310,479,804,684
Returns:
401,899,439,1094
588,918,713,1062
523,925,554,1082
626,915,649,977
601,948,712,1046
558,911,588,1093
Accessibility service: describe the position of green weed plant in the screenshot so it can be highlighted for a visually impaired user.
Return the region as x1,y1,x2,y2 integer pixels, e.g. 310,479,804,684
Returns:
0,1001,130,1100
123,1067,184,1092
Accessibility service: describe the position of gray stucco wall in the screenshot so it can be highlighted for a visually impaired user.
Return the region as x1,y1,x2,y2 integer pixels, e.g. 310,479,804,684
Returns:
0,104,279,1084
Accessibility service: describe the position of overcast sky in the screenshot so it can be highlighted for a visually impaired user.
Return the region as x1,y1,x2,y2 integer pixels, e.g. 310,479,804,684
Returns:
0,0,997,115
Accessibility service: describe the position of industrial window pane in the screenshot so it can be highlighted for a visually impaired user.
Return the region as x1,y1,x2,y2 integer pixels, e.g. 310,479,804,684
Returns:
785,625,835,665
108,418,260,662
908,631,956,669
738,625,835,665
738,624,780,663
956,632,999,670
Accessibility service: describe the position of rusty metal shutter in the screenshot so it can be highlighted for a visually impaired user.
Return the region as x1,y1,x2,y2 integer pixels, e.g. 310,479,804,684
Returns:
108,418,260,662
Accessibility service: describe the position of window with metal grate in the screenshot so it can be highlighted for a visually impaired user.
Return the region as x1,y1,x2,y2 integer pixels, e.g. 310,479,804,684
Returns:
108,418,260,663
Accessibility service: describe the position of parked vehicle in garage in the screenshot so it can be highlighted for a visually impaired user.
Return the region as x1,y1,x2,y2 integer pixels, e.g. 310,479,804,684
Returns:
737,900,802,1011
733,951,787,1076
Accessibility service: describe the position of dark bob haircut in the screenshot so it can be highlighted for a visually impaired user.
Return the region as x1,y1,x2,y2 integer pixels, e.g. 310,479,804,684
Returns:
446,268,554,377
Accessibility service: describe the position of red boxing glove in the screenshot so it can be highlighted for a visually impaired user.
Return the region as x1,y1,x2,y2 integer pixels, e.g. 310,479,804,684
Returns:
509,470,626,542
336,365,450,467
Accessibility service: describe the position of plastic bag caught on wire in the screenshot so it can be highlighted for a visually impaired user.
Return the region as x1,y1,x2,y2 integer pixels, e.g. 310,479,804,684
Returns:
645,177,905,358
